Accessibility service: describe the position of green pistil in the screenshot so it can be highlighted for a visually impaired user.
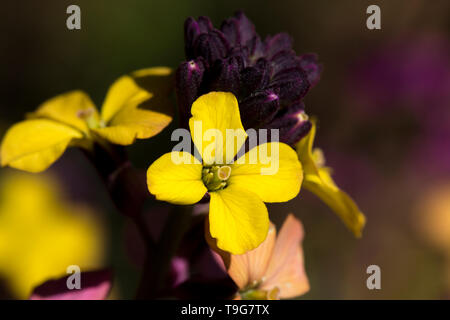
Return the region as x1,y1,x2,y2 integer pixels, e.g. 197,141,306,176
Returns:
239,281,280,300
202,165,231,191
239,281,269,300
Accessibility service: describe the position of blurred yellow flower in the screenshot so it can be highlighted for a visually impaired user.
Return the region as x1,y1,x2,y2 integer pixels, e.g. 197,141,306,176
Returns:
296,120,366,237
0,173,104,299
416,183,450,292
0,67,173,173
417,183,450,253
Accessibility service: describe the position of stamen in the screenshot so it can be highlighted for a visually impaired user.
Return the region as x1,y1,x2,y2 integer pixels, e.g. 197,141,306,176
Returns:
297,111,309,123
217,166,232,180
202,165,232,191
77,108,95,119
77,108,103,129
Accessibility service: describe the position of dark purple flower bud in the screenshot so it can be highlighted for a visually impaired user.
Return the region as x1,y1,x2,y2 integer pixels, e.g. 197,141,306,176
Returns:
176,58,206,127
184,16,214,58
221,11,256,47
240,58,271,95
247,36,265,62
269,49,301,75
193,30,229,65
227,45,250,66
299,53,322,88
208,55,244,95
269,67,310,103
239,90,280,128
176,12,322,144
266,102,312,145
264,33,294,59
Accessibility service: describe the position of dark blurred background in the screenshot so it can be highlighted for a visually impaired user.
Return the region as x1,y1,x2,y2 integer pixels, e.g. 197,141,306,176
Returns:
1,0,449,299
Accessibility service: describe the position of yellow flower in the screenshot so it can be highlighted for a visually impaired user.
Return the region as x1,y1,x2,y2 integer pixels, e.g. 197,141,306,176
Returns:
147,92,303,255
0,67,173,173
296,120,366,237
0,172,104,299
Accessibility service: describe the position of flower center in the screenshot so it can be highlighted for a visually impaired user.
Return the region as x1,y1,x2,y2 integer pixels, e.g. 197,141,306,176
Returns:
202,165,231,192
77,108,106,129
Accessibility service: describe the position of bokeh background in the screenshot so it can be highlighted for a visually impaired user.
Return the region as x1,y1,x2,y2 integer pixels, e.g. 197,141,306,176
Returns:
1,0,449,299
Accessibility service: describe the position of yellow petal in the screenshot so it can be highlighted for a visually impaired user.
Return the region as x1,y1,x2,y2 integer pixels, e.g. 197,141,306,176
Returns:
147,151,207,205
229,142,302,203
417,184,450,251
209,184,269,255
296,121,366,237
261,214,309,298
1,119,83,173
303,174,366,237
92,106,172,145
100,67,173,123
131,67,174,118
95,68,173,145
296,120,321,177
28,90,98,134
0,173,104,299
189,92,247,165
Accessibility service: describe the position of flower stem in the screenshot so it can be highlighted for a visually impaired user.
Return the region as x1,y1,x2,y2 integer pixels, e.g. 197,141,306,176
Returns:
136,205,193,299
80,142,156,251
81,140,191,298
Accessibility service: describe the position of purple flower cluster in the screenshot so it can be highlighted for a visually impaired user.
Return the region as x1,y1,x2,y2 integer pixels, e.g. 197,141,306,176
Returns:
176,12,321,145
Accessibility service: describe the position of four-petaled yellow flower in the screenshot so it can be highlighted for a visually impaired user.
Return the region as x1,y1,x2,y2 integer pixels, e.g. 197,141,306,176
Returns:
296,120,366,237
0,67,173,173
147,92,303,255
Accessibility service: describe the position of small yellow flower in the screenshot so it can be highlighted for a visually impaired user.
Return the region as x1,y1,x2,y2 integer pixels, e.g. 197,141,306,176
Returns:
0,67,173,173
0,173,104,299
147,92,303,254
296,120,366,237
